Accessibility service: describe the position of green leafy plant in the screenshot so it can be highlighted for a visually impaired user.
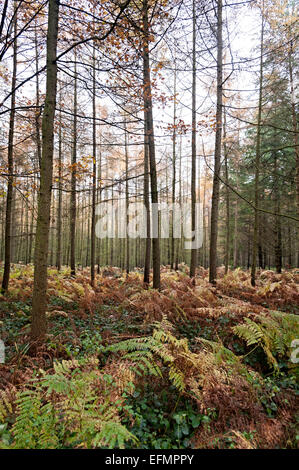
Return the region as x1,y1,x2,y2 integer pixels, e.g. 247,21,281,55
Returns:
104,315,202,392
0,357,137,449
232,311,299,371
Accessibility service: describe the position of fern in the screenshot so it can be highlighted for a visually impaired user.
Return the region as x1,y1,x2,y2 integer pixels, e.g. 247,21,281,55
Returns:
9,389,58,449
233,318,264,346
0,356,137,449
105,315,201,392
92,421,138,449
233,311,299,370
0,390,13,424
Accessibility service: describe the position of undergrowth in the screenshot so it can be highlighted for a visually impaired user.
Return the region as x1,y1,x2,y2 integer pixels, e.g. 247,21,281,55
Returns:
0,265,298,449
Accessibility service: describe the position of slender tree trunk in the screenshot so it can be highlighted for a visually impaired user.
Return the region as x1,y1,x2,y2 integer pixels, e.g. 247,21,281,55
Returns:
175,135,182,270
165,159,171,266
31,0,59,341
142,0,160,289
0,205,4,261
171,61,177,270
288,40,299,267
49,192,54,265
35,20,42,170
2,4,17,292
190,0,197,278
258,203,264,270
233,198,239,268
125,118,130,275
223,111,230,274
202,163,207,268
56,99,62,271
17,195,24,262
209,0,223,284
143,119,151,284
28,172,36,264
90,52,97,285
251,5,264,286
288,224,292,267
70,53,77,276
274,150,282,273
135,173,139,269
110,184,114,266
233,132,240,268
86,189,91,267
97,133,102,273
25,180,30,263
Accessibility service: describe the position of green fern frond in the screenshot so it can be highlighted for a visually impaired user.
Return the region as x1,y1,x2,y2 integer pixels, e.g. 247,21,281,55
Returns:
0,391,13,424
233,311,299,371
92,421,138,449
233,318,264,346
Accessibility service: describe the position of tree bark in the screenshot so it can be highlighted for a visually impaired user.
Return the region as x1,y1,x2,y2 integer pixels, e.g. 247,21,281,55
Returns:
190,0,197,278
90,52,97,285
171,61,177,270
70,52,77,276
2,3,17,292
35,20,42,170
274,150,282,273
223,111,230,274
288,40,299,267
56,95,62,271
97,133,102,273
142,0,160,289
125,117,130,275
209,0,223,284
251,5,264,286
143,118,151,284
31,0,59,341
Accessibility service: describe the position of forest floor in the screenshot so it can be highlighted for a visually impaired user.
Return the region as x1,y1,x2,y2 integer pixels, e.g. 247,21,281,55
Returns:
0,264,298,449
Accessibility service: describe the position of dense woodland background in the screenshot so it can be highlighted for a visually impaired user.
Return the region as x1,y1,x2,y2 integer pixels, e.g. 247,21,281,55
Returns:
0,0,298,451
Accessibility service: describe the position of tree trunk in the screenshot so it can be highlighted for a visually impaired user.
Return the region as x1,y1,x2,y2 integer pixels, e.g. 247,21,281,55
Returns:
209,0,223,284
90,52,97,285
274,150,282,273
2,4,17,292
175,135,183,270
56,97,62,271
171,59,177,270
251,6,264,286
190,0,197,278
31,0,59,341
35,20,42,170
70,52,77,276
288,40,299,267
125,118,130,275
143,118,151,284
223,111,230,274
97,133,102,273
142,0,160,289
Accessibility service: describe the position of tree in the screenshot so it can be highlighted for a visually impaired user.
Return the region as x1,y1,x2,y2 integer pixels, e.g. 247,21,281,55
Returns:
1,2,18,292
56,90,63,272
90,50,97,286
31,0,60,341
190,0,197,279
70,52,77,277
142,0,160,290
209,0,223,284
251,3,264,286
288,38,299,266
